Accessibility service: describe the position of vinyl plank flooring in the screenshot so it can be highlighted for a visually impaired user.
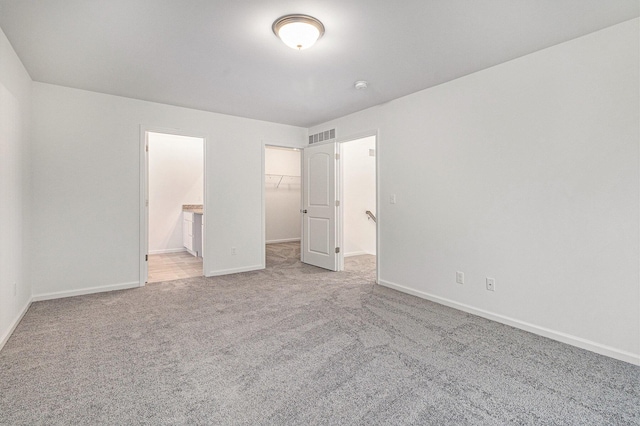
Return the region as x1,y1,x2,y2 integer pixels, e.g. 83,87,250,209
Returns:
148,251,203,283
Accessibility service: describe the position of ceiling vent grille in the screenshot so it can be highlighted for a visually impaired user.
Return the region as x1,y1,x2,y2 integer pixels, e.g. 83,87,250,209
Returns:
308,128,336,145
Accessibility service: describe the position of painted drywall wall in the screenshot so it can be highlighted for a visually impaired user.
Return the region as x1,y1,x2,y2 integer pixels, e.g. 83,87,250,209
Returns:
342,137,376,257
30,83,307,298
0,26,32,349
310,19,640,364
148,132,203,254
265,147,301,243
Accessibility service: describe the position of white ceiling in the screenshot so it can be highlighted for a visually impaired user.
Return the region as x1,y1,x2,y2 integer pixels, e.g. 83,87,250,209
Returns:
0,1,637,127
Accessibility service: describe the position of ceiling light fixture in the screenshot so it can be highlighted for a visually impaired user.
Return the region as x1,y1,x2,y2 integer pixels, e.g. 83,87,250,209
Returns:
354,80,368,90
272,14,325,50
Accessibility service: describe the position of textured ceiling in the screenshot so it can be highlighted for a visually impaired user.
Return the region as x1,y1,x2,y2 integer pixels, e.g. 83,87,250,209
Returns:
0,1,637,127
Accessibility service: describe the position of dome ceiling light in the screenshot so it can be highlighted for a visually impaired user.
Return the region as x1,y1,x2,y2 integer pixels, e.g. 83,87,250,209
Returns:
272,14,325,50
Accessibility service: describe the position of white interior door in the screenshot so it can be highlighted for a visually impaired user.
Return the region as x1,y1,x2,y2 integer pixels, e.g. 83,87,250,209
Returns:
302,142,338,271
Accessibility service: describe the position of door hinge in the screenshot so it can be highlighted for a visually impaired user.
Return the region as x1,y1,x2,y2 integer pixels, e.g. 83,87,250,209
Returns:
145,254,148,261
145,200,149,207
145,145,148,152
335,153,340,160
335,247,340,254
336,200,340,207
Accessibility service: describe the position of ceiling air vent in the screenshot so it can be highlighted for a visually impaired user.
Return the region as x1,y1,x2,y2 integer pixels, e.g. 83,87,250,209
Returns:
308,128,336,145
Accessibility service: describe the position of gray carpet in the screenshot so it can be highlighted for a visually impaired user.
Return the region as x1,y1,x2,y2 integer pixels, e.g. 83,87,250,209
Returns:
1,242,638,425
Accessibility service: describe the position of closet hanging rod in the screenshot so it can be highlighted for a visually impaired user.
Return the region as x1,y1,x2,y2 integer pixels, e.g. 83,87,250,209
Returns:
265,174,301,188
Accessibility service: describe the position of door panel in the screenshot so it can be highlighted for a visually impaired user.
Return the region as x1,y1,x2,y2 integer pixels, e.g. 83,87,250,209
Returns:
302,143,338,271
308,153,330,206
308,217,330,254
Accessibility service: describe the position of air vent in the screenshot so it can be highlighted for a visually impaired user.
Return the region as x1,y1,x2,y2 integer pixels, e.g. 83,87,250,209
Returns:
308,128,336,145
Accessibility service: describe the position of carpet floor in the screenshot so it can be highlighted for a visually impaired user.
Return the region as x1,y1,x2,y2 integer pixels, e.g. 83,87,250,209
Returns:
1,242,638,425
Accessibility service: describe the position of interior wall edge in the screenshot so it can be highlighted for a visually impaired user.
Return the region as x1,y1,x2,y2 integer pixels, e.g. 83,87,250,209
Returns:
378,278,640,366
0,24,34,354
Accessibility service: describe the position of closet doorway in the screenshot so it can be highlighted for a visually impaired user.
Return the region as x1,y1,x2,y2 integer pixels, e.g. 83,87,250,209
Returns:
263,145,302,267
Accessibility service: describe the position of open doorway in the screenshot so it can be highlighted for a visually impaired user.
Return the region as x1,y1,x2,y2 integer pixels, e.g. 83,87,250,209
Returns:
299,134,378,281
339,136,377,273
264,145,302,267
140,130,205,284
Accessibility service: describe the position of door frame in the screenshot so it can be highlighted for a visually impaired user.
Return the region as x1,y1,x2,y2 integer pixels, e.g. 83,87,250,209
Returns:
261,142,304,268
139,125,208,286
336,131,379,282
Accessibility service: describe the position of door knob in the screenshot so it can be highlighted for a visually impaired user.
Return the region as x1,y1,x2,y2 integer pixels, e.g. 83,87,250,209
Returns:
301,209,308,213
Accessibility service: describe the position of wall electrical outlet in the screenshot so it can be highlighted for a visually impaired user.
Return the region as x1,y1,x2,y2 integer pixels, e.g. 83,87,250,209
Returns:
486,277,496,291
231,247,237,255
456,271,464,285
389,194,397,204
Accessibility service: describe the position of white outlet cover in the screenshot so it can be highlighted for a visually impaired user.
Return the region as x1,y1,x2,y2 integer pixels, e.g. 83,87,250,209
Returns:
389,194,397,204
456,271,464,284
486,277,496,291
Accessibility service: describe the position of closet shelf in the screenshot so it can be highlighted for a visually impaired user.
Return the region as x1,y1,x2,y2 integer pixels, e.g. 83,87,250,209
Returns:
265,174,301,188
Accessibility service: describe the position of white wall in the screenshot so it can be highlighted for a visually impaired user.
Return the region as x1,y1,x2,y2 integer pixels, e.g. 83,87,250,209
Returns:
148,132,203,254
265,147,301,243
310,19,640,365
30,83,307,299
0,27,32,349
342,137,376,257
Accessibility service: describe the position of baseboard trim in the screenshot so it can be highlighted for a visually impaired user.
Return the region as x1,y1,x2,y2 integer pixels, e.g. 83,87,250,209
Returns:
206,264,264,277
266,238,301,245
378,279,640,366
148,248,187,255
32,281,140,302
345,251,368,257
0,298,32,352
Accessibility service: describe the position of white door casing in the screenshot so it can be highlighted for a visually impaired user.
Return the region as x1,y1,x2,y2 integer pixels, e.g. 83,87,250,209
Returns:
302,142,338,271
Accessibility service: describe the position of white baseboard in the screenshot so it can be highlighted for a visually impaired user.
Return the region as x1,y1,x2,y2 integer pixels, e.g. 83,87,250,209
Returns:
148,248,187,255
0,298,32,352
345,251,368,257
266,238,301,245
378,279,640,366
32,281,140,302
206,264,264,277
